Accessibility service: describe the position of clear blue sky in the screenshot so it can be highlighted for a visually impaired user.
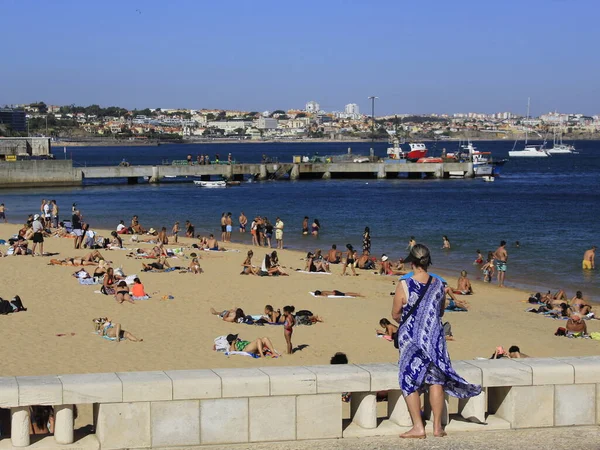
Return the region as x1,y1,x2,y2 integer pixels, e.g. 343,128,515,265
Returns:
2,0,599,115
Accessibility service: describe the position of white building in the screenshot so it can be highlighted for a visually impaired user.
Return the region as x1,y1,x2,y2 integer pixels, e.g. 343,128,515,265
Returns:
345,103,359,115
305,101,320,113
256,117,278,130
207,120,254,133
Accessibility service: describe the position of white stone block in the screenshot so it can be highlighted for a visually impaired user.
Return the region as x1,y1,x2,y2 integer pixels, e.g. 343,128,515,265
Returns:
200,398,248,444
213,368,269,398
249,396,296,442
452,361,483,385
151,400,200,447
356,363,398,391
490,386,554,428
95,402,151,449
59,373,122,404
11,407,30,447
17,376,62,406
554,384,596,426
467,359,532,387
387,390,412,427
351,392,377,429
165,370,222,400
0,377,18,408
297,394,342,439
54,404,74,445
306,364,370,393
512,358,574,385
458,392,486,424
554,357,600,384
116,371,172,402
259,366,316,396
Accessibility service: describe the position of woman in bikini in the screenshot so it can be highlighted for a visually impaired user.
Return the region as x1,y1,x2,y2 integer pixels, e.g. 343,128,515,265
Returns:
226,334,278,358
142,255,170,271
311,219,320,236
377,318,398,341
114,281,134,304
283,305,295,354
102,267,118,295
240,250,258,275
94,317,142,342
210,307,245,323
312,290,363,297
264,305,284,323
570,291,592,316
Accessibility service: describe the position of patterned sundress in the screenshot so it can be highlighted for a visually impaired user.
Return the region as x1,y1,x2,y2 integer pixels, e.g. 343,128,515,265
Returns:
397,276,482,398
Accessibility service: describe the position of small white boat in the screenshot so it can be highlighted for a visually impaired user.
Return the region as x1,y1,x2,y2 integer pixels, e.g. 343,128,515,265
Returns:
193,180,227,188
482,176,495,182
547,128,575,154
508,145,549,158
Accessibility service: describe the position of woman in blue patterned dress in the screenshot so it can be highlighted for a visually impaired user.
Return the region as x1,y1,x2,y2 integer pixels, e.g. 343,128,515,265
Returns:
392,244,481,439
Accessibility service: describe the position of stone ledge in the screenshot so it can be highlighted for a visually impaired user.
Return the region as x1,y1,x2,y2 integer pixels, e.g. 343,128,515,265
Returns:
212,368,269,398
259,366,317,396
116,371,172,402
165,370,222,400
17,376,63,406
466,359,532,387
0,377,19,408
59,373,122,404
306,365,371,393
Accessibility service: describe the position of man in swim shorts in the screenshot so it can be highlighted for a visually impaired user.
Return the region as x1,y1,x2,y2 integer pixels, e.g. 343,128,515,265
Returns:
225,212,233,242
239,212,247,233
275,217,284,249
494,240,508,288
582,246,596,270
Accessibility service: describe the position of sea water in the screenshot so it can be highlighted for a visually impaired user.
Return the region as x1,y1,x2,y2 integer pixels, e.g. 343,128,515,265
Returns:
1,140,598,298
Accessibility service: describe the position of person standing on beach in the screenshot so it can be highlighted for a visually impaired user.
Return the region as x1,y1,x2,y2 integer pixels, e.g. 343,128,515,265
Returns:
220,213,227,242
0,203,6,223
582,246,596,270
225,212,233,242
392,244,481,438
31,214,45,256
275,217,284,249
239,212,247,233
363,227,371,254
72,210,84,249
51,200,59,228
171,221,179,243
494,240,508,288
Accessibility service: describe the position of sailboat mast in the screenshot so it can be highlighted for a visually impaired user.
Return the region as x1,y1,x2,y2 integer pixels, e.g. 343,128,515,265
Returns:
525,97,530,144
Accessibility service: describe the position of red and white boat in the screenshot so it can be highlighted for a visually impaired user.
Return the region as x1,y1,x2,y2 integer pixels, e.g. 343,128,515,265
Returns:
416,157,443,163
386,137,428,162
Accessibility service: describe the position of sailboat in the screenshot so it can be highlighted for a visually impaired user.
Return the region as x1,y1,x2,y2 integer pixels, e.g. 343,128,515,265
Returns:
547,128,575,154
508,98,549,158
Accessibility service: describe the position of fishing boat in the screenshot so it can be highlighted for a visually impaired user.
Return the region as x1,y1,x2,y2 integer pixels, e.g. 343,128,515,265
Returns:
193,180,227,188
461,141,493,176
508,98,549,158
386,135,428,162
547,129,575,154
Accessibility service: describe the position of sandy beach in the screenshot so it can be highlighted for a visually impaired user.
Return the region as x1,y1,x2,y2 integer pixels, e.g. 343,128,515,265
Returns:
0,222,598,377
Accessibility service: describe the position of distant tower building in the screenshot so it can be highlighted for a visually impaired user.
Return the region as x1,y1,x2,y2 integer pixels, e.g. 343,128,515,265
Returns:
305,101,320,113
344,103,360,115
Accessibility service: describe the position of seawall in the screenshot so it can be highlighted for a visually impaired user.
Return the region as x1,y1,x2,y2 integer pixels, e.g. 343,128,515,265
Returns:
0,357,598,449
0,160,82,188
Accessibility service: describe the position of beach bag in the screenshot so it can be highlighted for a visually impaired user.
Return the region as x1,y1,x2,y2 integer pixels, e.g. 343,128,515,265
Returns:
100,286,115,295
443,321,452,337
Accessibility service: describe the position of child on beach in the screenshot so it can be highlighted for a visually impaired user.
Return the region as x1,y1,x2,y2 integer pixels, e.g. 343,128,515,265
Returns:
481,252,495,283
131,277,147,298
283,305,295,354
171,222,179,243
189,257,202,274
474,249,483,265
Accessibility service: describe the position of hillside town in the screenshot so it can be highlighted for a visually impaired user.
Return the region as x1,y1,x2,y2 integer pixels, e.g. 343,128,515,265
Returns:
1,100,600,142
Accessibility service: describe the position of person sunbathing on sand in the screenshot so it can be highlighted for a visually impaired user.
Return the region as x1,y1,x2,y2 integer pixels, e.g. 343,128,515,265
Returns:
114,281,135,304
142,255,170,271
570,291,592,316
226,333,278,358
264,304,284,323
445,288,470,310
376,318,398,341
210,307,245,323
453,270,473,294
379,255,405,276
312,290,363,297
94,317,142,342
189,257,203,274
240,250,258,275
566,313,587,336
50,250,107,266
260,253,288,276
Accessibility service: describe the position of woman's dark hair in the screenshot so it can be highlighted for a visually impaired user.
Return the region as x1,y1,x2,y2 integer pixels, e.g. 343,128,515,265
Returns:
476,249,480,253
235,308,245,321
380,318,390,327
443,235,449,240
346,243,353,250
330,352,348,364
364,227,370,233
283,305,295,314
31,406,53,430
576,291,582,299
314,219,320,227
314,290,322,296
508,345,520,353
264,254,271,269
306,251,314,258
265,305,274,312
133,277,141,283
111,231,117,237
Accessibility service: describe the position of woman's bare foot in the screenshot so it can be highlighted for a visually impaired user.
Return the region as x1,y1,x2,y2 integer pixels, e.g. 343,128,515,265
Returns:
400,427,426,439
434,429,447,437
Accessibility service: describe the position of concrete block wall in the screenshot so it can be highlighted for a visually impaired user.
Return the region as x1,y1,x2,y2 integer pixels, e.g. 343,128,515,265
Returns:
0,160,82,187
0,357,599,449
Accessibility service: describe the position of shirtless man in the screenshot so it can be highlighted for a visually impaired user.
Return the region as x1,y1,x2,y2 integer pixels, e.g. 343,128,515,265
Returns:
454,270,473,294
239,212,248,233
225,213,233,242
582,246,596,270
570,291,592,316
220,213,227,242
206,234,219,251
131,216,145,234
379,255,405,275
494,240,508,288
325,244,341,263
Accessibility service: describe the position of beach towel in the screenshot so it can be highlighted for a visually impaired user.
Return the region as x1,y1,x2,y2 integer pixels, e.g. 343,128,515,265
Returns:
78,278,100,285
444,306,468,312
224,351,260,358
132,295,150,301
309,291,354,298
297,270,331,275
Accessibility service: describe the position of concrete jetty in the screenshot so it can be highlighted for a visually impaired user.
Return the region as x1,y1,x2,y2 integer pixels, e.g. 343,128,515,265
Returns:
0,159,475,188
